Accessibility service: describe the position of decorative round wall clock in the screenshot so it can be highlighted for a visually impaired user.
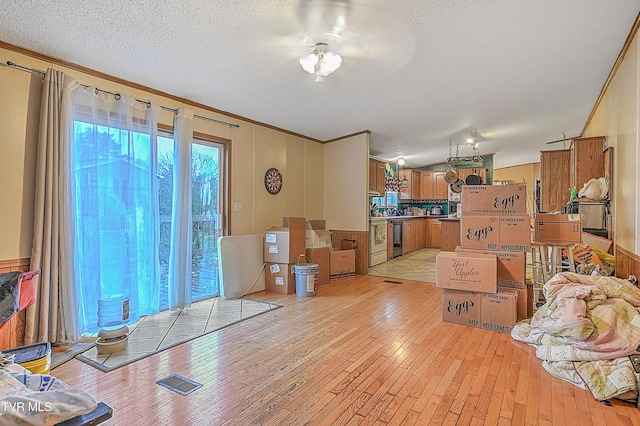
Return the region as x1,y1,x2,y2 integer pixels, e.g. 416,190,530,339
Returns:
264,167,283,195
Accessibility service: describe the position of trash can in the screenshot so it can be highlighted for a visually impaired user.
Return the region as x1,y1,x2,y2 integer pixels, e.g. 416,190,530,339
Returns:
292,262,319,297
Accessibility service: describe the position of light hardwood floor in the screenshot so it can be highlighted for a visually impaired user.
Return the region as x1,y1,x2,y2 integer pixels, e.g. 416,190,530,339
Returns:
53,275,640,425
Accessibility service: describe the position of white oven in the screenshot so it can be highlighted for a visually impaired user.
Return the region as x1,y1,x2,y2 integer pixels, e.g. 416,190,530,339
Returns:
369,219,387,266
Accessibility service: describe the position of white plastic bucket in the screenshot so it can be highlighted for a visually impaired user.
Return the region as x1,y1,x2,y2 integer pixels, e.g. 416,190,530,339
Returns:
292,263,319,297
97,294,130,330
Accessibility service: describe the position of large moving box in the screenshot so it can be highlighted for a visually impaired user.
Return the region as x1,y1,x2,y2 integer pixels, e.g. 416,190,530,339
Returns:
441,289,481,328
264,217,306,263
305,220,332,248
436,251,497,293
461,184,528,215
534,213,582,244
265,262,296,294
305,247,330,285
460,214,531,252
330,249,355,279
480,290,518,333
456,248,526,289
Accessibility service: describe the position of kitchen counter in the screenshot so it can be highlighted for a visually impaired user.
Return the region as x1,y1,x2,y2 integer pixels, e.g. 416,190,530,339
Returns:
370,215,448,220
440,217,460,221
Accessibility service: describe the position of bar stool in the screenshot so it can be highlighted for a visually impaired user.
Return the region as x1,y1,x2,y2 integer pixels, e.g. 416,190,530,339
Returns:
530,241,575,311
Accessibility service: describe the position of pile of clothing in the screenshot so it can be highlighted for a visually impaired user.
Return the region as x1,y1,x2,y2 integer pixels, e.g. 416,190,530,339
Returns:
512,272,640,401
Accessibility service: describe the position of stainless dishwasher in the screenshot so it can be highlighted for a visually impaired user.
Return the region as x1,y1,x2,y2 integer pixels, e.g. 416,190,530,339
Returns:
391,221,403,258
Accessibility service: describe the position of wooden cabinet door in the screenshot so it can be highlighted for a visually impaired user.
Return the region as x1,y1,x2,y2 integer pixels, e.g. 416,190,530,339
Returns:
399,169,412,199
433,171,448,199
440,220,461,252
412,170,421,199
428,219,441,248
402,221,412,254
376,161,386,194
419,172,433,199
458,168,487,184
369,158,377,192
415,219,426,248
540,150,571,212
571,137,604,191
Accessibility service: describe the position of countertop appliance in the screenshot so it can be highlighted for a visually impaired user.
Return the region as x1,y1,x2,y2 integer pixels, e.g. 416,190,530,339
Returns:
369,219,387,266
565,200,609,238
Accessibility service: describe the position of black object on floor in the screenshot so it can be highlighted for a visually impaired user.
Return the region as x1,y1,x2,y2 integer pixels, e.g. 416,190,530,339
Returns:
383,280,403,284
157,374,203,396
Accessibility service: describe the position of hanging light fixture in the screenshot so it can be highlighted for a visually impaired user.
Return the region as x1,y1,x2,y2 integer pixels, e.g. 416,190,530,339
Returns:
397,157,405,166
299,42,342,82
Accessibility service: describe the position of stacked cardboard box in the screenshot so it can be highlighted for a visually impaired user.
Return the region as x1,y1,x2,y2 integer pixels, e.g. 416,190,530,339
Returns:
437,185,532,333
263,218,356,294
264,217,306,294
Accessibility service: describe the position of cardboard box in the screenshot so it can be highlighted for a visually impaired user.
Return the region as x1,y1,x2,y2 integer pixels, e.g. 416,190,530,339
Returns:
460,214,531,252
435,251,497,293
481,290,518,334
330,249,356,279
534,214,582,244
582,231,613,253
264,217,306,263
305,247,330,285
499,281,533,320
456,248,526,289
441,289,481,328
265,262,296,294
305,220,332,248
462,184,528,215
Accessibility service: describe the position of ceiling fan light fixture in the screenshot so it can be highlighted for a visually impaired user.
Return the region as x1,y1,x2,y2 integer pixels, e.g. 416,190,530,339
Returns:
398,157,405,166
300,43,342,81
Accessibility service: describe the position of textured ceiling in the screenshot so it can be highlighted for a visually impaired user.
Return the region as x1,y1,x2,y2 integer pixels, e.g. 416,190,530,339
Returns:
1,1,638,168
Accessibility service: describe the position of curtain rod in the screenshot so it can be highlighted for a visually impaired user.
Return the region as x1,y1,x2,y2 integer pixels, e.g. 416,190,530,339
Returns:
6,60,239,129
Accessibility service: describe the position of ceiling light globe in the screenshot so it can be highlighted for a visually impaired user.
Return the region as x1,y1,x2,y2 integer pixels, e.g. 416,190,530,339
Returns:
300,53,319,74
398,157,405,166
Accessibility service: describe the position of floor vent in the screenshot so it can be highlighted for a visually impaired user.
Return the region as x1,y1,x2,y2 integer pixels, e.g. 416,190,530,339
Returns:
383,280,404,284
157,374,203,396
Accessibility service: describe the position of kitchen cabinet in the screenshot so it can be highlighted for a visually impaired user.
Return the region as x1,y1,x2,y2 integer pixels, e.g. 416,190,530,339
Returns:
402,220,416,255
369,158,386,195
570,136,604,192
412,170,421,199
399,169,412,199
540,150,571,212
440,219,461,251
416,218,426,249
432,171,448,199
428,219,441,248
419,172,433,199
418,171,447,199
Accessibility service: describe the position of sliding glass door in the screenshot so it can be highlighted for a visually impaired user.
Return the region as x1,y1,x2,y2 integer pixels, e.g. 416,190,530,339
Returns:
157,135,224,310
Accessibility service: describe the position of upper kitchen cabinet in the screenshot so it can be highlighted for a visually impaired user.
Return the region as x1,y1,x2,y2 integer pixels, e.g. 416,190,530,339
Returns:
419,172,433,199
540,149,571,212
417,171,447,199
398,169,422,200
570,136,604,192
399,169,412,199
369,157,387,195
432,171,448,199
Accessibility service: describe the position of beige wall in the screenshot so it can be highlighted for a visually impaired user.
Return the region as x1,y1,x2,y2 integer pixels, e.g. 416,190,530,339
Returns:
583,28,639,254
493,162,541,214
323,133,369,232
0,46,325,260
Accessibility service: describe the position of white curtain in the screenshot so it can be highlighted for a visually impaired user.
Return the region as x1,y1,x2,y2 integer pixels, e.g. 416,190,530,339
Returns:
69,86,161,334
26,69,80,344
168,108,194,308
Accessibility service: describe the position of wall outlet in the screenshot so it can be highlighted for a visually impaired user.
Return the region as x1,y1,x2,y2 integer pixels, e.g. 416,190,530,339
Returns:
234,202,243,212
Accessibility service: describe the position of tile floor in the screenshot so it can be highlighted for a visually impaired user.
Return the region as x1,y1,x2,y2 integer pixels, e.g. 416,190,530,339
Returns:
367,247,440,283
76,297,279,370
